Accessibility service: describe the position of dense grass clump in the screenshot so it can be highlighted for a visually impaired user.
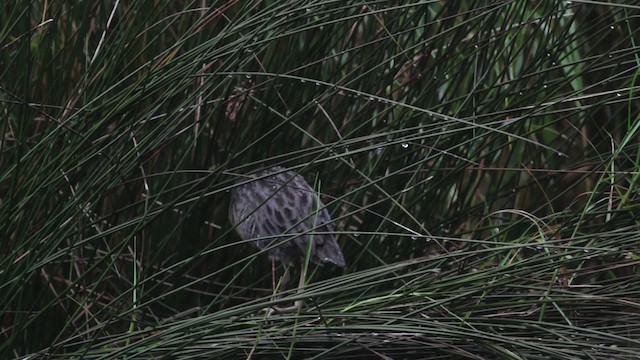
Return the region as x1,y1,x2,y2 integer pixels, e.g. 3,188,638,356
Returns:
1,1,639,358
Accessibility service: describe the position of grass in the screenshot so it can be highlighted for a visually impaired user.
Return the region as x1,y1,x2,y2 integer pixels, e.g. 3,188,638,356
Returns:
1,1,639,358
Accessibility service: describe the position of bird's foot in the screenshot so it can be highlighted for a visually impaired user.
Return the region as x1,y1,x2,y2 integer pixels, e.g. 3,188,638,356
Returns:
262,300,305,316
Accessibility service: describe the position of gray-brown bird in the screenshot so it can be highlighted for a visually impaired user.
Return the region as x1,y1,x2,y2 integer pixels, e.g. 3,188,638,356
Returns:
229,166,344,312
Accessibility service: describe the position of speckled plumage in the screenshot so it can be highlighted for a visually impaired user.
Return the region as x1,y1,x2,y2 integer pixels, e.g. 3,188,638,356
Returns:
229,166,345,267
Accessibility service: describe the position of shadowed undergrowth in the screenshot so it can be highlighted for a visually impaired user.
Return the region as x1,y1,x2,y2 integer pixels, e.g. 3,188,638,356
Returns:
1,1,639,359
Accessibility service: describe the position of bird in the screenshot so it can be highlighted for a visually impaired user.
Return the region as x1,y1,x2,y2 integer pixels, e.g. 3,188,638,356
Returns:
228,166,345,313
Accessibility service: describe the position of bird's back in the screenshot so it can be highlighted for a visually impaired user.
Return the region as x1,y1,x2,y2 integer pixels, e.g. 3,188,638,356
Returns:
229,166,345,267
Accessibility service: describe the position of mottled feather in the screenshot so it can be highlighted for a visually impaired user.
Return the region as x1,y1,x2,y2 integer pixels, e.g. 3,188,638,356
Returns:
229,166,345,267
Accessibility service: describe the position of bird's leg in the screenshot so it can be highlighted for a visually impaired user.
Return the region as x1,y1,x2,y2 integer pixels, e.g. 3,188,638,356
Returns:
266,258,307,314
279,264,290,293
263,261,293,316
271,259,276,293
270,259,290,298
292,258,307,310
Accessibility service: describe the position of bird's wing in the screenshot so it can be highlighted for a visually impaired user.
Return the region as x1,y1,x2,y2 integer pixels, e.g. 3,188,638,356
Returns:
293,195,346,267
